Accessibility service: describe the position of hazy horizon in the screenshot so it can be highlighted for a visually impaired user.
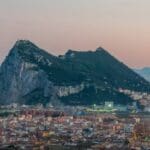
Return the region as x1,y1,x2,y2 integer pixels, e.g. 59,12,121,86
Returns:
0,0,150,68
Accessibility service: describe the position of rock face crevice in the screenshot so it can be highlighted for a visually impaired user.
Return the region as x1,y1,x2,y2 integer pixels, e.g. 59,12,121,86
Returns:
0,40,149,105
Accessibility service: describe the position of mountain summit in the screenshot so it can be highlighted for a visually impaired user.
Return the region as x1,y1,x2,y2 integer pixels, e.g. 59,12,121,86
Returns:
0,40,149,105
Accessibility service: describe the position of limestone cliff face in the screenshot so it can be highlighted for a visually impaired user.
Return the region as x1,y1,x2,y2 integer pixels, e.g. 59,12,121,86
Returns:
0,45,23,104
0,42,47,104
56,83,85,97
0,40,149,105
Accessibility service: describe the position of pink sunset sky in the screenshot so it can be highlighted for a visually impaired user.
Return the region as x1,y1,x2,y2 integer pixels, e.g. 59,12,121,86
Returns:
0,0,150,68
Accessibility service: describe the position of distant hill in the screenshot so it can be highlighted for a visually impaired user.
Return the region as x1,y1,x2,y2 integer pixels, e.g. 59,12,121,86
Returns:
134,67,150,82
0,40,149,106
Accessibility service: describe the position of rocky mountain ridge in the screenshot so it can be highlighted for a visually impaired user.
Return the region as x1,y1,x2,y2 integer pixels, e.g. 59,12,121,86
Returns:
0,40,149,106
